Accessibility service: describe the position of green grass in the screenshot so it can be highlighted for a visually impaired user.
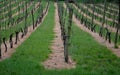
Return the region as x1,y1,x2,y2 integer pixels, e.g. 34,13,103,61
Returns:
0,1,120,75
69,23,120,75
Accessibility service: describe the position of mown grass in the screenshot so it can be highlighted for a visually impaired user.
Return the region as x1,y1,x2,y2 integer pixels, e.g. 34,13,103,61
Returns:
0,1,120,75
69,23,120,75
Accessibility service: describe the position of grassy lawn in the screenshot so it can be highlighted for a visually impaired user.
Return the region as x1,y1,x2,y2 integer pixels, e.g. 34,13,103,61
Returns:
0,1,120,75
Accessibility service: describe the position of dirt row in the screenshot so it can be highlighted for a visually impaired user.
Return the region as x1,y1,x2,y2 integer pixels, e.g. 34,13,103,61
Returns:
42,3,75,69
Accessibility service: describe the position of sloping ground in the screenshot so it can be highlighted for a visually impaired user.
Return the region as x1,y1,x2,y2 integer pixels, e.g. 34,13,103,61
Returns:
0,1,120,75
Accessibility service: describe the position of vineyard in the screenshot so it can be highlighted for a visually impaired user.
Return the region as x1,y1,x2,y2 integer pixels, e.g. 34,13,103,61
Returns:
0,0,120,75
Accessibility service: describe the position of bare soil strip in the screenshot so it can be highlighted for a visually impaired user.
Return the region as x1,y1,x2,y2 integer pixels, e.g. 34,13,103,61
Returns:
73,15,120,57
0,3,49,61
42,3,75,69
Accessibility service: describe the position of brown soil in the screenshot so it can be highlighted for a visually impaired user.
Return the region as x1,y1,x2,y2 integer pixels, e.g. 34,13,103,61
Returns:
0,3,49,61
42,3,76,70
73,15,120,57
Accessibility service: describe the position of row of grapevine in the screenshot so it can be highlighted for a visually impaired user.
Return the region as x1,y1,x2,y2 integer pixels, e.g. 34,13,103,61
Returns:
0,0,50,59
72,0,120,48
57,1,73,63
